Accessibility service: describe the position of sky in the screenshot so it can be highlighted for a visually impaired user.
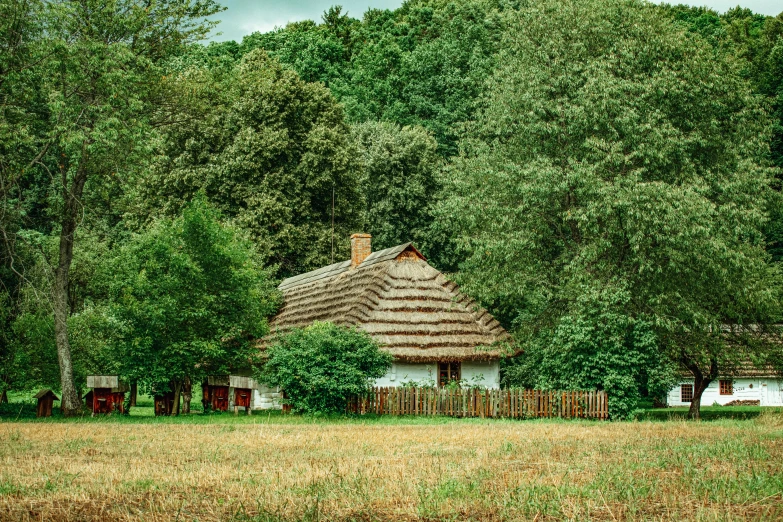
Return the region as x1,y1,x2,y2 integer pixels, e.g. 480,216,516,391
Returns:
209,0,782,42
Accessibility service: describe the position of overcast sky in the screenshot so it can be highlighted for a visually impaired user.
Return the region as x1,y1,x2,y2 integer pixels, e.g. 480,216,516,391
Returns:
208,0,781,42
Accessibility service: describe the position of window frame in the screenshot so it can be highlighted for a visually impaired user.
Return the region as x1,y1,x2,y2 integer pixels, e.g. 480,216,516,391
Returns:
438,362,461,387
719,379,733,396
681,384,694,403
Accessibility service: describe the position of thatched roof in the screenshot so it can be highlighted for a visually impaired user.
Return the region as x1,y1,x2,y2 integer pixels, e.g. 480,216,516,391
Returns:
679,361,781,379
268,243,512,363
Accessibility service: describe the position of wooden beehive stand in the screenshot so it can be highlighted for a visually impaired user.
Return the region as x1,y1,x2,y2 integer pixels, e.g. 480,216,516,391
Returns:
204,375,257,414
86,376,129,416
34,389,59,418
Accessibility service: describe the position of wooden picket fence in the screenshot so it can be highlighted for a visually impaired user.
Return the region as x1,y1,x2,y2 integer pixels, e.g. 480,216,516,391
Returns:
347,387,608,420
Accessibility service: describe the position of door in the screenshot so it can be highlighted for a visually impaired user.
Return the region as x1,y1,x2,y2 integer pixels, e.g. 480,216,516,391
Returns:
761,383,768,406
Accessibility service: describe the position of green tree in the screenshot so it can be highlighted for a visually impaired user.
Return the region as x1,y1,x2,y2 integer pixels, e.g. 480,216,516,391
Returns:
0,235,118,401
233,1,505,157
439,0,781,419
146,49,363,277
335,1,503,156
261,321,393,414
240,18,351,87
108,197,279,415
0,0,223,415
352,121,440,250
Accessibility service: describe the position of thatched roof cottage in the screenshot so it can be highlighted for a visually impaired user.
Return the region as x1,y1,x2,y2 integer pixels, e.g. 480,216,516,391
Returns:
667,362,783,407
265,233,511,391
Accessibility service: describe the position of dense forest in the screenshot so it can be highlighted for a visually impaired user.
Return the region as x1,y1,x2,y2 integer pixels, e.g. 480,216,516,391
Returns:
1,0,782,418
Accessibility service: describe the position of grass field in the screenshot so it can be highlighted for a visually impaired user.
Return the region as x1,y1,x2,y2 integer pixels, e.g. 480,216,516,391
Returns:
1,402,782,521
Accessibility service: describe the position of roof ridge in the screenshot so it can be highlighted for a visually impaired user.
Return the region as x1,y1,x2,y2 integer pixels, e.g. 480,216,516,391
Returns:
278,242,417,290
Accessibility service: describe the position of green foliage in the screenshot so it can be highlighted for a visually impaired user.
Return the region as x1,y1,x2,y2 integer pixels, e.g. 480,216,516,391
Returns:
231,1,506,157
239,14,352,86
661,6,783,259
438,0,781,418
0,0,226,412
108,196,280,395
0,233,119,395
260,321,393,414
352,121,441,251
503,287,679,418
146,50,363,278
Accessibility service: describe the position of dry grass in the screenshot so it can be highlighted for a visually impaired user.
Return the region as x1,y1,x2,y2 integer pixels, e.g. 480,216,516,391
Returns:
1,415,782,521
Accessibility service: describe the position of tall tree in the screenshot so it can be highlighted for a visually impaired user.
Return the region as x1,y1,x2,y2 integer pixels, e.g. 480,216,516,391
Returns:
0,0,223,415
108,197,279,415
146,49,363,277
234,1,505,157
352,121,440,251
438,0,781,419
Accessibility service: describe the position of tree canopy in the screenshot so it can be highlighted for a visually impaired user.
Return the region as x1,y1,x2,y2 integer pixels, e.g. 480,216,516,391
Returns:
352,121,440,251
108,197,279,414
437,0,782,418
145,49,363,278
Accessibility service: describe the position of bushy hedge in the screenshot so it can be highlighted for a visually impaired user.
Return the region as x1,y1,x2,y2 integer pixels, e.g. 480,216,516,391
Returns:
260,322,393,414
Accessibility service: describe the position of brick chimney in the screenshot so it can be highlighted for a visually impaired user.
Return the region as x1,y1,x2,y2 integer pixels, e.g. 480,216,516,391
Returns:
351,233,372,267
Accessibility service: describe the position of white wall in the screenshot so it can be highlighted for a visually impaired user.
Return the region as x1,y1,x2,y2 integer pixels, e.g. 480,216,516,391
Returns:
251,360,502,410
252,385,283,410
666,378,783,407
374,360,500,389
461,360,501,389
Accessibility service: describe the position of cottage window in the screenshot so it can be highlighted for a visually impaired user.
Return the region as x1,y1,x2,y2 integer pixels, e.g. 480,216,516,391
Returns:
719,380,733,395
681,384,693,403
438,362,461,386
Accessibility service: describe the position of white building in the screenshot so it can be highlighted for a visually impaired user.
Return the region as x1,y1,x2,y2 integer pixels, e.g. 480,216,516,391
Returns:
667,374,783,407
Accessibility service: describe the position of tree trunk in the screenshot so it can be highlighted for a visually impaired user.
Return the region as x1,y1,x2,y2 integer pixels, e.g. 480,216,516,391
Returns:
688,378,707,420
171,379,183,416
182,376,191,414
53,160,88,417
685,356,718,421
130,382,137,407
0,389,7,404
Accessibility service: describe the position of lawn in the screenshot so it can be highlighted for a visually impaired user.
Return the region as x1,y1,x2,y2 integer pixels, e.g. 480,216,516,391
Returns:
1,402,782,521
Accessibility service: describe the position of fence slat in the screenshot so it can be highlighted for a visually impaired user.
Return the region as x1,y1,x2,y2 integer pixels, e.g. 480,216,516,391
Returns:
348,387,608,419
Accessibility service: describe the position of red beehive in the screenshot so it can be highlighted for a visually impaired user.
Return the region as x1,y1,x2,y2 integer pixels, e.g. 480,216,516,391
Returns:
205,375,257,414
86,376,128,415
204,376,230,412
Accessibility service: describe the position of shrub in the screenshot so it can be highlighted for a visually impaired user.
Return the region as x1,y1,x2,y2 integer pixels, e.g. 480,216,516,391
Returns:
260,322,393,414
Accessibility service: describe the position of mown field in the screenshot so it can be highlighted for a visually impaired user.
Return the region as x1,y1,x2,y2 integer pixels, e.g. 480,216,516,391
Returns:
1,403,782,521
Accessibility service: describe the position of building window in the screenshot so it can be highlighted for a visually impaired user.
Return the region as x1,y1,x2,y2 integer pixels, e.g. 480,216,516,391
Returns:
719,380,733,395
438,362,461,387
681,384,693,403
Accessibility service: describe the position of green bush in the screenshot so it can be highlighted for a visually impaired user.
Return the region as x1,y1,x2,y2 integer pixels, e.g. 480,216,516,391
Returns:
260,322,393,414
